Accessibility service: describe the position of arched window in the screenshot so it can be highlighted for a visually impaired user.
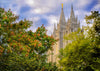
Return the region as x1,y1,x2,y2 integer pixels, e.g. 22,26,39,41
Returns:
71,28,73,32
66,31,68,33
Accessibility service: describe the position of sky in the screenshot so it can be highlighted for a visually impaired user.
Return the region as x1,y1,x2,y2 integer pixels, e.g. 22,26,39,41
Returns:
0,0,100,35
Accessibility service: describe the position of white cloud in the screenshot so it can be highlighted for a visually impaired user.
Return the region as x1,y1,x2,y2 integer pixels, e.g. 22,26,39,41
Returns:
45,15,59,35
3,0,94,15
26,0,34,6
27,16,41,32
75,10,91,18
48,15,58,24
98,0,100,3
29,16,40,22
33,7,50,14
91,4,100,11
81,19,87,27
75,10,91,28
27,15,59,35
74,0,93,9
23,0,69,14
1,0,98,35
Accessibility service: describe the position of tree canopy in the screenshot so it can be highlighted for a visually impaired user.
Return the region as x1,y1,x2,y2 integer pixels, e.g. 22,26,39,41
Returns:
59,11,100,71
0,8,58,71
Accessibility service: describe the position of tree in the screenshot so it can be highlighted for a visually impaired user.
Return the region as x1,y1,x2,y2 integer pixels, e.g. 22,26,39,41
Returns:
59,11,100,71
0,8,58,71
85,11,100,33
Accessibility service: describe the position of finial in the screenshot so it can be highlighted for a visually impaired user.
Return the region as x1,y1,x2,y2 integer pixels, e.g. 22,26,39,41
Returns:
61,3,63,8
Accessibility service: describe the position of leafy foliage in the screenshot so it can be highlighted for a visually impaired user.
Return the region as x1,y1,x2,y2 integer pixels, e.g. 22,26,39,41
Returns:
0,8,58,71
59,11,100,71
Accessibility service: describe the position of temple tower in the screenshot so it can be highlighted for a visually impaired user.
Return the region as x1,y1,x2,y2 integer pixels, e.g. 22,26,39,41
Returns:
48,4,80,63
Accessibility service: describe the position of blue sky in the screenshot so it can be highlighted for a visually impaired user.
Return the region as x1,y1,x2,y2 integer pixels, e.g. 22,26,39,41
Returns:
0,0,100,35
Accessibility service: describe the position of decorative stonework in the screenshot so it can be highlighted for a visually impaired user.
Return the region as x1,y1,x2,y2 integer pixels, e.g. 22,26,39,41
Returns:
48,4,80,63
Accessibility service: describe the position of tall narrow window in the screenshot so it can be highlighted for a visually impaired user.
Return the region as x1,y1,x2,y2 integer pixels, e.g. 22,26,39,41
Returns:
71,28,73,32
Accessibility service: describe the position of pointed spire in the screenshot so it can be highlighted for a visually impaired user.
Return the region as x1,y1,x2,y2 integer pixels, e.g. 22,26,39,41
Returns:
70,4,75,19
76,16,78,21
61,3,63,8
59,3,66,25
78,21,80,25
53,23,56,33
78,21,80,27
71,4,73,10
54,24,56,30
53,23,56,36
76,16,78,19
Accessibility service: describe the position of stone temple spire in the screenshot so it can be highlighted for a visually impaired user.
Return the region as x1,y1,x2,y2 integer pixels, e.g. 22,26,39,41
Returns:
70,4,75,19
59,3,66,25
78,21,80,27
53,23,56,36
54,24,56,32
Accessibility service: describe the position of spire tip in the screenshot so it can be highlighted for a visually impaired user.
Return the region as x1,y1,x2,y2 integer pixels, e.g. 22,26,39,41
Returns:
61,3,63,8
71,4,73,9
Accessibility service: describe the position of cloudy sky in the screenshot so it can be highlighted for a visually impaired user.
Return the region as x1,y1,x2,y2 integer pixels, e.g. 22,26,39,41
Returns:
0,0,100,35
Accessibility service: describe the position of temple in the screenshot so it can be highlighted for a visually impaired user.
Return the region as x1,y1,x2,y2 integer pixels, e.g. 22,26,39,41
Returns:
48,4,80,63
